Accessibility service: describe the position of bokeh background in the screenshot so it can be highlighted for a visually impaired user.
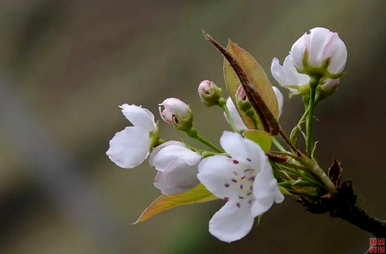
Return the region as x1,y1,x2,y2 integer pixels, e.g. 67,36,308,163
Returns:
0,0,385,253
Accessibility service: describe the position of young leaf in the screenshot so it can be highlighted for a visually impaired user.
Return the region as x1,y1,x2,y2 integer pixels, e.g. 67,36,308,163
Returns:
135,184,217,223
224,41,280,120
243,129,272,152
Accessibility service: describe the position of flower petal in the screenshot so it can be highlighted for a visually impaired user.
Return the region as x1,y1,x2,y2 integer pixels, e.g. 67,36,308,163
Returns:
290,33,308,70
272,87,283,117
308,27,334,67
224,98,247,132
149,142,201,172
106,127,150,168
120,104,156,131
251,159,284,217
197,155,241,200
154,166,200,195
327,37,347,74
220,131,248,159
209,201,254,243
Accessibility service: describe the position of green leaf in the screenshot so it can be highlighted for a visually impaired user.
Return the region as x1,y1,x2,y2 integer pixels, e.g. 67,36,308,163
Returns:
223,41,280,129
243,129,272,152
135,184,217,223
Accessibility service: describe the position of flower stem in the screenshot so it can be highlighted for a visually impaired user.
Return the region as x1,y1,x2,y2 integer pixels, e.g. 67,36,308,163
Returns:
300,155,337,193
186,128,223,153
305,77,319,157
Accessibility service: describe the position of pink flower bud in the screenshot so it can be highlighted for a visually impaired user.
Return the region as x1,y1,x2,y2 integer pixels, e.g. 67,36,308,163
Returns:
198,80,222,106
159,98,193,130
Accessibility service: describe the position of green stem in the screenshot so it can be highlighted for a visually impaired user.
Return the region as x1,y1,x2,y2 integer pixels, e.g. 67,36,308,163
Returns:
186,128,223,153
272,137,287,152
305,77,319,157
299,155,337,193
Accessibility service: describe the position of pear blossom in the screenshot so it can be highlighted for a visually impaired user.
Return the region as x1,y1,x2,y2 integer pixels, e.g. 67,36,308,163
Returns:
290,27,347,75
149,141,202,195
159,98,193,130
271,55,310,91
197,131,284,242
106,104,158,168
198,80,222,106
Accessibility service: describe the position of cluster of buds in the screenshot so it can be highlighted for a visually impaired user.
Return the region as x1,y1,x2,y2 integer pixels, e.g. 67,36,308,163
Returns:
105,27,353,244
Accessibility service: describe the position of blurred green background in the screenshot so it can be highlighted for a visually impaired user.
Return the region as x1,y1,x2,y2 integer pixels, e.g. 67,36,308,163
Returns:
0,0,385,253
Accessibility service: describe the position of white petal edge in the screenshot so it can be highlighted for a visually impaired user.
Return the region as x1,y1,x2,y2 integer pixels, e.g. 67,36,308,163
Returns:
209,201,254,243
120,104,156,131
224,98,247,132
106,126,150,168
272,87,283,117
220,131,248,159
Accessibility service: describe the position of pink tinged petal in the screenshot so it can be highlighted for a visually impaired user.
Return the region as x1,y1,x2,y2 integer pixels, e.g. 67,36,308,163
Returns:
327,37,347,74
220,131,249,159
209,201,254,243
290,33,308,71
106,127,150,168
120,104,156,132
197,155,242,200
224,98,247,132
308,27,334,67
272,87,283,117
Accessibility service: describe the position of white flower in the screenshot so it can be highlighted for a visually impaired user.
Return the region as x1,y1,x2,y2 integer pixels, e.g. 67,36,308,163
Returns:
290,27,347,75
106,104,157,168
149,141,202,195
159,98,193,130
224,98,247,132
271,55,310,90
197,131,284,242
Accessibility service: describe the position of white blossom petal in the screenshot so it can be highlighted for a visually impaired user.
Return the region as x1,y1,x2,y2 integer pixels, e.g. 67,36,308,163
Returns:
150,142,202,195
272,87,283,117
271,56,310,88
327,38,347,74
220,131,249,159
120,104,156,131
251,160,284,217
106,127,150,168
209,201,254,243
198,155,242,200
224,98,247,132
290,33,308,71
308,27,335,67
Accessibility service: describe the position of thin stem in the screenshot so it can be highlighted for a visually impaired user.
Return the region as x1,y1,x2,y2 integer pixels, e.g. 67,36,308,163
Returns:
186,128,223,153
272,137,287,152
305,78,319,157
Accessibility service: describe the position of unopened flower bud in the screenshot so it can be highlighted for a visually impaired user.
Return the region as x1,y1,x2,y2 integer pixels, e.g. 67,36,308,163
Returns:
290,27,347,76
235,86,251,112
198,80,223,106
159,98,193,130
318,78,340,99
